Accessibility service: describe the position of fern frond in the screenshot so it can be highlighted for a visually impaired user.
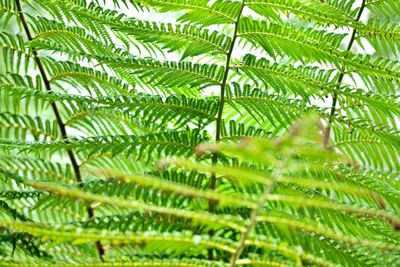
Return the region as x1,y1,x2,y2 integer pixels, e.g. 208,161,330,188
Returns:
333,88,400,127
238,17,346,64
91,169,256,209
0,156,73,182
0,112,59,141
0,130,210,162
24,180,247,231
0,83,218,136
236,54,336,97
42,59,133,96
0,32,33,74
2,220,237,254
135,0,241,25
246,0,357,26
332,125,400,171
0,0,17,29
104,57,224,89
30,17,114,57
114,20,232,59
226,83,307,128
358,19,400,57
220,120,270,141
366,0,400,20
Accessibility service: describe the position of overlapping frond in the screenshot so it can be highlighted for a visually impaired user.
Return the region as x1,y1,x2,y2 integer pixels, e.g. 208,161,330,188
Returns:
157,117,400,267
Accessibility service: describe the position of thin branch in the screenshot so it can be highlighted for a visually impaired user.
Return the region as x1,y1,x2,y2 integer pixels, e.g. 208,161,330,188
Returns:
207,0,246,260
14,0,105,260
324,0,367,149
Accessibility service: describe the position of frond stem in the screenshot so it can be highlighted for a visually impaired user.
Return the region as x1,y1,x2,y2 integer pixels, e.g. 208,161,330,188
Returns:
324,0,366,149
14,0,105,260
215,2,246,142
208,0,246,260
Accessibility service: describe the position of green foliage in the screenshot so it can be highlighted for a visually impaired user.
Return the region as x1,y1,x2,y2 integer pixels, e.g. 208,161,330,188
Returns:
0,0,399,266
